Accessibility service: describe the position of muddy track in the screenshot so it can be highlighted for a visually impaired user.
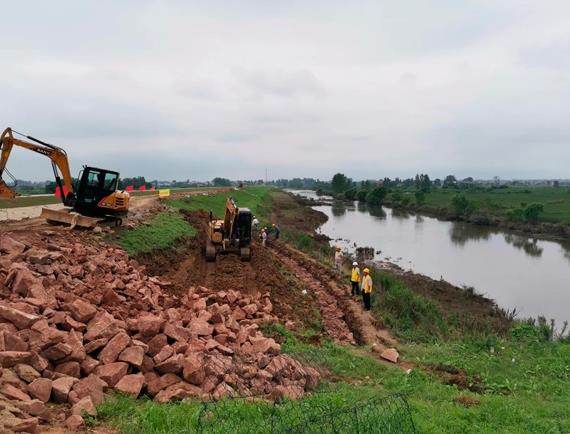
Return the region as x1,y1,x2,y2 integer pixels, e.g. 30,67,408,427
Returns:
269,241,398,353
270,248,355,345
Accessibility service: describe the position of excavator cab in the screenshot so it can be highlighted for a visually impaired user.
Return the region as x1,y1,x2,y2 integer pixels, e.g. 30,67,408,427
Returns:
72,167,128,217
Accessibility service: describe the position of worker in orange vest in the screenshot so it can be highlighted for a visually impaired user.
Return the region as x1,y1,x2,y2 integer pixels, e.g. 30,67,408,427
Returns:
361,268,373,310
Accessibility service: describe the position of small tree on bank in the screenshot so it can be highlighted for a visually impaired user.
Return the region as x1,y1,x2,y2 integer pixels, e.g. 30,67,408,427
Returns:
367,187,388,206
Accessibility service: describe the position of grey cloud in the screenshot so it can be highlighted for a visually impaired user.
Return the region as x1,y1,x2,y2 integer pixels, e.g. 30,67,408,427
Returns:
2,1,570,181
234,69,325,99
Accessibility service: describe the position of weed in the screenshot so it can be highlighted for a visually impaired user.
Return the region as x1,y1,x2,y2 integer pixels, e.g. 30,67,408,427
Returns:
117,211,196,256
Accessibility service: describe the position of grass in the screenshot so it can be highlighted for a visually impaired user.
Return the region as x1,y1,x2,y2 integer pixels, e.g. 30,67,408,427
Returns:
372,271,448,343
117,211,196,256
409,186,570,225
0,195,61,208
169,186,271,219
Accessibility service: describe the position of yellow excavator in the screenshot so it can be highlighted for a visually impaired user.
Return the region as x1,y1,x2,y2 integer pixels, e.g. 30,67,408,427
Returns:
206,197,252,261
0,127,130,227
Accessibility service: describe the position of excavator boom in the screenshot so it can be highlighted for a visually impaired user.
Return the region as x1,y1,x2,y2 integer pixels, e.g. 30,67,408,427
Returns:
0,127,74,202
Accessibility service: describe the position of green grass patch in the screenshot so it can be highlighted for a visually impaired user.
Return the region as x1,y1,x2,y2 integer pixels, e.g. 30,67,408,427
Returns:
0,195,61,208
170,186,270,219
371,271,448,343
117,211,196,256
413,186,570,225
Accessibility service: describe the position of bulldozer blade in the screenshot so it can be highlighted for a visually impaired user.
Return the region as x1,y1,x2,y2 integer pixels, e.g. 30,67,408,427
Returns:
40,207,100,229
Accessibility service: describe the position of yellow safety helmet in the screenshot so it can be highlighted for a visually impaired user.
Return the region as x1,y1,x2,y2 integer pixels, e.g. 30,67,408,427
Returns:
363,268,370,273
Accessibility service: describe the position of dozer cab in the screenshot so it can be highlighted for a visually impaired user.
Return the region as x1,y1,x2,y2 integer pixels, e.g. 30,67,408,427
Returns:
206,197,252,262
0,127,129,228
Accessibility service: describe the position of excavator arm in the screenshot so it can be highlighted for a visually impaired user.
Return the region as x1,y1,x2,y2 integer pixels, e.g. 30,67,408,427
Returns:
0,127,74,202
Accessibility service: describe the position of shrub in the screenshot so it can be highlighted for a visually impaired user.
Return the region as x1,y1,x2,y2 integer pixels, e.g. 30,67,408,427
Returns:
344,188,357,200
414,190,426,204
356,190,369,202
451,194,476,216
366,187,387,206
523,203,544,223
391,191,402,202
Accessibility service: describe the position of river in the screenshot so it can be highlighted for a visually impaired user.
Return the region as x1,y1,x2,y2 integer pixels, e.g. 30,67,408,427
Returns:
290,190,570,327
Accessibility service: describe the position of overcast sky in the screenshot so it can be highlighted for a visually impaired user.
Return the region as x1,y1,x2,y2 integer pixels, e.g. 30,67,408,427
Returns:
1,0,569,182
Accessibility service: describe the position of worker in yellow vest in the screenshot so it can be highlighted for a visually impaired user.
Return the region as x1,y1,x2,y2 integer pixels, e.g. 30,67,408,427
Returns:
361,268,373,310
350,261,361,296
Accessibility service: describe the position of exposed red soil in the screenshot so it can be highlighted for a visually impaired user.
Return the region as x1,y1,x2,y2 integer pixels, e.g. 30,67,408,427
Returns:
138,209,323,333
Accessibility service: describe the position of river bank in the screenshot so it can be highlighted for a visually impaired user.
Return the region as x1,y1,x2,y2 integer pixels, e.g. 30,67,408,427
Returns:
279,190,514,339
383,198,570,241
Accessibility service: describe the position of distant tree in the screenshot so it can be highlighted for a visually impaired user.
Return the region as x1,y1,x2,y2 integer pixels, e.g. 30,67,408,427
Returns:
433,178,442,188
331,173,350,193
443,175,457,189
419,174,431,192
415,190,426,204
212,177,232,186
357,189,369,202
553,180,560,188
344,188,357,200
119,176,150,189
366,187,387,206
463,177,474,183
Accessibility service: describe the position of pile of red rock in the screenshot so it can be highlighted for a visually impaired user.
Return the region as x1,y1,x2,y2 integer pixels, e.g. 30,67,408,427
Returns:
0,231,319,432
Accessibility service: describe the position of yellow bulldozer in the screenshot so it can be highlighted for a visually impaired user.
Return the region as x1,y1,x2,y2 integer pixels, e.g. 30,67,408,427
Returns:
206,197,252,262
0,127,130,227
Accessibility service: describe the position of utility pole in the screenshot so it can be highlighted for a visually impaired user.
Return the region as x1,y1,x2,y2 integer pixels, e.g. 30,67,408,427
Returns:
265,168,268,185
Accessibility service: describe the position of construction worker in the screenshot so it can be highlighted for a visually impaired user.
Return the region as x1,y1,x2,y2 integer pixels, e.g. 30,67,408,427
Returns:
350,261,361,296
334,246,343,272
261,228,268,247
361,268,373,311
273,223,281,239
252,215,259,230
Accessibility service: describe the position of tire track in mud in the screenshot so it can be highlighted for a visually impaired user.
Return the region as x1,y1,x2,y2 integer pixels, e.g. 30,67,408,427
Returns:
270,242,398,353
270,248,356,345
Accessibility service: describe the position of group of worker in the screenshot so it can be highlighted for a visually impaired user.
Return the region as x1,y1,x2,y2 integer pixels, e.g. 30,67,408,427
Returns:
336,247,374,311
252,215,280,247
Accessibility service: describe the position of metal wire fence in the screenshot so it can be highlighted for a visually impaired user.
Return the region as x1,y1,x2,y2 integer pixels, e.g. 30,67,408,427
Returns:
197,391,415,434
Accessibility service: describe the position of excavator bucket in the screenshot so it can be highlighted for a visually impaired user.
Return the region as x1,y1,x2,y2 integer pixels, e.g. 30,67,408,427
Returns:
0,179,18,199
40,207,100,229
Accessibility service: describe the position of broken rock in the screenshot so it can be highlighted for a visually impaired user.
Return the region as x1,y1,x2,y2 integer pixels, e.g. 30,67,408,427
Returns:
114,373,145,398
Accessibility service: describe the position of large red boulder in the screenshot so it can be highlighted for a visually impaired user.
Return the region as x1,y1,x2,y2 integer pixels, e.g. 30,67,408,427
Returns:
98,332,130,364
94,362,129,387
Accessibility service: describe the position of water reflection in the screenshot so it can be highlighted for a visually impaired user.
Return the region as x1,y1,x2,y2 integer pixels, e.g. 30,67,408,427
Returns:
391,208,412,219
356,201,368,213
331,201,347,217
559,241,570,262
367,206,387,219
503,234,543,258
449,223,494,247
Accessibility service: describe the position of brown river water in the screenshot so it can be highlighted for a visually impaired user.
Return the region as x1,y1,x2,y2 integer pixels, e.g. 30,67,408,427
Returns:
291,190,570,328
